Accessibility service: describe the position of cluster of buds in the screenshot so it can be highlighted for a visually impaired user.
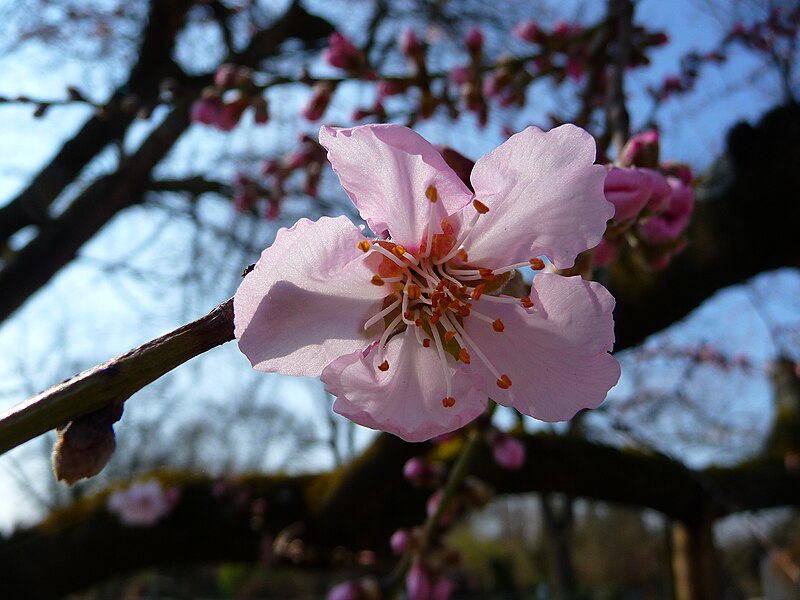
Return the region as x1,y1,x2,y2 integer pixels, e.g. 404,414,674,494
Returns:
232,135,327,220
728,7,800,55
650,50,726,102
191,63,269,131
635,342,755,373
596,130,694,270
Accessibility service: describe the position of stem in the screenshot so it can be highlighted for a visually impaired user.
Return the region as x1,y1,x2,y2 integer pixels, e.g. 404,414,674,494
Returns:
0,298,235,455
386,401,497,595
606,0,634,155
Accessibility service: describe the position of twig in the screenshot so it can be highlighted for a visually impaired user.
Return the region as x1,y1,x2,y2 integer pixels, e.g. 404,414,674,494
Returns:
606,0,634,155
0,299,235,455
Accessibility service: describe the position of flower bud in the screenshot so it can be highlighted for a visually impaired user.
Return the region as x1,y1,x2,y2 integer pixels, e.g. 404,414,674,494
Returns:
604,167,653,221
301,83,334,121
324,32,366,73
640,177,694,244
390,528,411,554
400,29,425,61
492,433,525,470
190,96,222,125
512,20,542,43
406,560,432,600
618,130,659,167
464,26,484,56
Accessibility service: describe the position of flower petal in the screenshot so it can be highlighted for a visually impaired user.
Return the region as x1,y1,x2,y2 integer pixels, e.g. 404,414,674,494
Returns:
234,216,387,377
319,124,474,250
323,331,487,442
466,124,612,269
466,273,620,421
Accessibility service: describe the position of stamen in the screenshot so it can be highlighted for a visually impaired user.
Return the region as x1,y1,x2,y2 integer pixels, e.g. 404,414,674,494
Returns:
520,297,534,309
424,187,438,257
492,318,505,332
407,283,421,300
378,360,390,371
429,320,453,400
476,294,522,305
457,248,469,262
426,185,439,203
357,240,371,252
490,258,545,277
470,283,485,300
371,275,385,286
378,313,403,356
371,244,412,270
444,330,456,343
364,297,402,330
530,257,545,270
472,198,490,214
422,338,431,348
449,317,505,382
442,396,456,408
459,348,471,364
496,374,513,389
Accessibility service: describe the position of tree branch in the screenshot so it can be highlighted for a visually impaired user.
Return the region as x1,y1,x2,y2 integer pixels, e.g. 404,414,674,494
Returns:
0,300,234,456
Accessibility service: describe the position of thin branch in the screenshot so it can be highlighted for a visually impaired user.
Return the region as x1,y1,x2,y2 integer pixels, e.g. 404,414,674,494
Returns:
0,299,235,456
606,0,634,154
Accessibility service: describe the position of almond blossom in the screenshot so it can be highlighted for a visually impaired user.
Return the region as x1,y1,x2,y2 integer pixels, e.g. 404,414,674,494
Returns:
234,124,620,441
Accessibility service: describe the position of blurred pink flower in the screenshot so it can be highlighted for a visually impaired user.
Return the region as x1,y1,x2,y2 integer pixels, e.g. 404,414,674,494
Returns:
234,124,619,441
492,433,525,469
513,20,542,44
604,167,653,221
324,32,365,72
107,480,174,527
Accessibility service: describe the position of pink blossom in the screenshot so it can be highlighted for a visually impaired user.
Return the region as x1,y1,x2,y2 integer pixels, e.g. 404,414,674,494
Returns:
642,168,672,212
449,66,472,85
216,98,248,131
640,177,695,243
618,130,659,167
513,20,542,44
107,480,174,527
301,83,333,121
604,167,653,221
234,124,620,442
565,56,584,81
390,529,411,554
492,433,525,469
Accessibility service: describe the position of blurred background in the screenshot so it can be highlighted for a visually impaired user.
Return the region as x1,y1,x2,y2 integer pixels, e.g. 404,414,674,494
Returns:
0,0,799,597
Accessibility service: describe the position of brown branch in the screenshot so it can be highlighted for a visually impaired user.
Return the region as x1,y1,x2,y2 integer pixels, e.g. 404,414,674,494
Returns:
0,432,797,597
0,300,234,456
605,0,634,154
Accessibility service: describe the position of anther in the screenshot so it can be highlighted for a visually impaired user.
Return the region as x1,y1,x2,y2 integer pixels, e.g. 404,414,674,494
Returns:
496,374,512,389
357,240,371,252
492,318,505,332
426,184,439,203
529,257,545,270
403,311,414,320
520,297,534,308
407,283,421,300
444,330,456,343
442,396,456,408
422,338,431,348
459,348,471,364
378,360,390,372
479,268,494,279
473,199,490,214
457,248,469,262
457,305,471,317
371,275,385,286
430,312,441,324
415,318,424,327
470,283,485,300
392,245,407,258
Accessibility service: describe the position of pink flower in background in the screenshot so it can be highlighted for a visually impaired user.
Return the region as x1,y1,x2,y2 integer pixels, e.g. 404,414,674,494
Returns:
107,480,175,526
324,32,365,72
604,167,653,221
234,124,619,441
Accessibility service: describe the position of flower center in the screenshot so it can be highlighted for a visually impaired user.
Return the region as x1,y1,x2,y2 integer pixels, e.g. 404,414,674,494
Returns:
359,187,545,409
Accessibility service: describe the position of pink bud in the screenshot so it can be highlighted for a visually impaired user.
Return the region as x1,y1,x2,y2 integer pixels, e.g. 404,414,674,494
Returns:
401,29,425,60
604,167,653,221
464,26,484,54
553,21,572,37
403,457,431,484
190,97,222,125
390,529,411,554
252,97,269,124
215,99,248,131
619,130,659,167
492,434,525,470
377,79,407,98
641,168,672,212
426,491,456,526
406,560,432,600
326,580,362,600
301,83,333,121
512,20,542,43
565,56,584,81
640,177,694,244
324,32,365,72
